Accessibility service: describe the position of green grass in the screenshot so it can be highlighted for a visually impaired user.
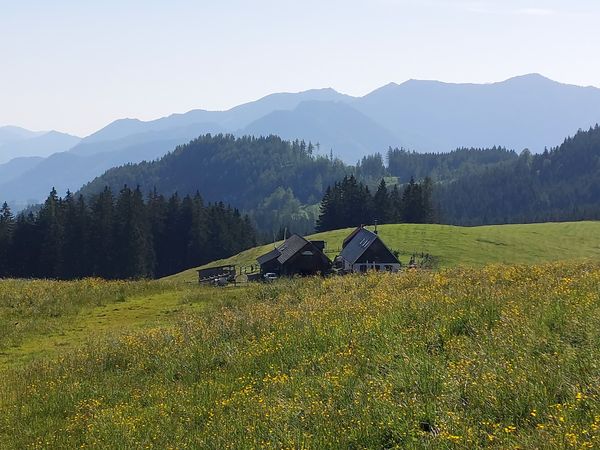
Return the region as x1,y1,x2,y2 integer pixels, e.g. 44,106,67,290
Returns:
0,278,247,369
2,221,600,447
166,221,600,282
1,261,600,448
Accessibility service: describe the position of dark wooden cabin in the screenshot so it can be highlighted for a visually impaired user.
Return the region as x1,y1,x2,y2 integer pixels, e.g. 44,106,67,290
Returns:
338,226,400,273
257,234,332,277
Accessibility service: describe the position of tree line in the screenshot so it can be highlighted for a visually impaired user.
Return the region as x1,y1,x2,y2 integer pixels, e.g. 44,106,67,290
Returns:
436,125,600,225
316,175,434,232
0,186,257,280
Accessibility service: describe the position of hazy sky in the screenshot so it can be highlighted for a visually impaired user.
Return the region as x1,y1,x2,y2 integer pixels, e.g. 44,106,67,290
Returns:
2,0,599,136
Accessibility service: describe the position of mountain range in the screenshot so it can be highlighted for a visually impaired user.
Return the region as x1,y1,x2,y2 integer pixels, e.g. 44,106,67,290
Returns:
2,73,600,208
0,127,80,164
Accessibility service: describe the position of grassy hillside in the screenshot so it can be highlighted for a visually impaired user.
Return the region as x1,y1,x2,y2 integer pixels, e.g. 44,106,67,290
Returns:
2,262,600,448
0,279,247,369
166,221,600,282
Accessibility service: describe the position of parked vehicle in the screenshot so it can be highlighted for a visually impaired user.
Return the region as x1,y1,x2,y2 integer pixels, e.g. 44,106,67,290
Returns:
263,272,278,282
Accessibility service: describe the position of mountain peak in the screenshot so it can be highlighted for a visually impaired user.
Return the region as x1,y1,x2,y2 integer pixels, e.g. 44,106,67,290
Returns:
501,73,555,84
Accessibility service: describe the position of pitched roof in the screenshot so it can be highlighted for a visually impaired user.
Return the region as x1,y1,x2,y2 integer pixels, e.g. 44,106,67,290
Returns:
340,227,379,264
256,247,281,265
257,234,318,266
275,234,310,264
342,226,363,248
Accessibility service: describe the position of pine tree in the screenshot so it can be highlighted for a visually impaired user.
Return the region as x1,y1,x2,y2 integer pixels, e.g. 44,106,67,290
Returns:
62,192,90,279
373,179,390,224
89,187,115,278
316,186,333,232
147,188,167,276
37,188,65,278
0,202,14,277
186,192,208,269
389,184,403,223
114,186,155,279
10,213,40,278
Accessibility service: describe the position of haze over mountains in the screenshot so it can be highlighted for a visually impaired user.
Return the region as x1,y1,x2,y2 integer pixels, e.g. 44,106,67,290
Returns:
1,74,600,209
0,127,80,164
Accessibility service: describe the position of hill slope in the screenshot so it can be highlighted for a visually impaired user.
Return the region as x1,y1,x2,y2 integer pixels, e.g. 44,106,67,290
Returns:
79,134,349,210
167,221,600,282
2,261,600,448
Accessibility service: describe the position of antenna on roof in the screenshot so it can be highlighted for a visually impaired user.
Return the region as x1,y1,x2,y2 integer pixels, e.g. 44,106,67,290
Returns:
374,219,378,235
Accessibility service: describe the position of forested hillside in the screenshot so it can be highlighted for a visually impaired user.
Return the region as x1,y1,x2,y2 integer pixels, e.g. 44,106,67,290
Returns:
75,126,600,236
386,146,518,182
436,125,600,225
80,134,349,234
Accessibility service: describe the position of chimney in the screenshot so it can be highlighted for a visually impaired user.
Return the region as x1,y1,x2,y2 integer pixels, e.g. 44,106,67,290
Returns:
374,219,378,235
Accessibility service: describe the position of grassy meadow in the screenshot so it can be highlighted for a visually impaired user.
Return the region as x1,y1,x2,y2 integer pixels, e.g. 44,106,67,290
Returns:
166,221,600,282
1,261,600,448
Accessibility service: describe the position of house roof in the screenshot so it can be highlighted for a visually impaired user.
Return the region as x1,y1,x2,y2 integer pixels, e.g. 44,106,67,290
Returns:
340,227,378,264
257,234,320,266
275,234,311,264
256,247,281,265
342,226,363,248
340,227,398,265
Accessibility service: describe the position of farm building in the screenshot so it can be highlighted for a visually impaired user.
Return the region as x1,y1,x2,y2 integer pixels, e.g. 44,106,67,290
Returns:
337,226,401,273
257,234,332,277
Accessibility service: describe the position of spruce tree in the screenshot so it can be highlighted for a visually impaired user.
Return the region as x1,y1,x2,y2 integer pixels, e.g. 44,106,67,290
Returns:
0,203,14,277
37,188,65,278
373,179,390,224
62,192,90,279
89,187,115,278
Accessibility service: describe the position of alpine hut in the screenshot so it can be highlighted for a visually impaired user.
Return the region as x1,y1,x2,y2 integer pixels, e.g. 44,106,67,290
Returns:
257,234,332,277
337,226,401,273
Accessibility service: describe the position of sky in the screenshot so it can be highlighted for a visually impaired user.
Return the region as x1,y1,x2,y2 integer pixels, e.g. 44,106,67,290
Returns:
2,0,600,137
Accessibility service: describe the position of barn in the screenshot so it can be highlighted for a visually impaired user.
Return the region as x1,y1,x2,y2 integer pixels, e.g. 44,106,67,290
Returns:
337,226,401,273
257,234,332,277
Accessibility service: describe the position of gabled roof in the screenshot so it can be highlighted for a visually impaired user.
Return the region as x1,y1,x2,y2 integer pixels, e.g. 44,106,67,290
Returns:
276,234,310,264
342,226,363,248
257,234,322,266
340,227,378,264
340,227,399,265
256,247,281,265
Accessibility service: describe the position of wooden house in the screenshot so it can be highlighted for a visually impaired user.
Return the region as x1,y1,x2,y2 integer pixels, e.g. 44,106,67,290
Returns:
337,226,401,273
257,234,332,277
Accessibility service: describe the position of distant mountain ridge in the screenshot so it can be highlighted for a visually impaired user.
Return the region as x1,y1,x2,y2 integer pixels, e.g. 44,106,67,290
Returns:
0,127,80,164
2,74,600,208
352,73,600,152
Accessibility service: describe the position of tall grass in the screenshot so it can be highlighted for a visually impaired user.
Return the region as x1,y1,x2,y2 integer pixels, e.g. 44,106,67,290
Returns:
0,278,172,351
1,262,600,448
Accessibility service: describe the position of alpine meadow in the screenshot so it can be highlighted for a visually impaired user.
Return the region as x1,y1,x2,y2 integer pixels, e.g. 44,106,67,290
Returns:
2,1,600,449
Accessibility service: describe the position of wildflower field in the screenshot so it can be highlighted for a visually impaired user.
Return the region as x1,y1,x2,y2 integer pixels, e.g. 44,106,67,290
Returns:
1,261,600,448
